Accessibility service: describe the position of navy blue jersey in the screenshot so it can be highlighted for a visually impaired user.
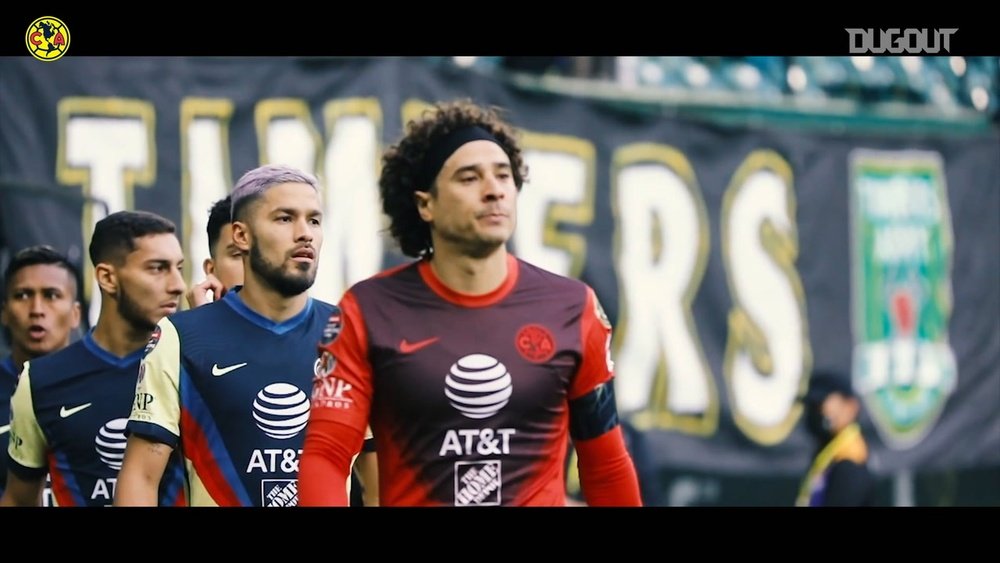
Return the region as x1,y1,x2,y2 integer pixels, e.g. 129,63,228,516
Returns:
1,356,17,498
128,288,337,506
6,334,185,506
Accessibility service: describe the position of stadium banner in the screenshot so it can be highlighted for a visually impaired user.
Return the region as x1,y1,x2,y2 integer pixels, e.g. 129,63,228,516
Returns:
1,57,997,482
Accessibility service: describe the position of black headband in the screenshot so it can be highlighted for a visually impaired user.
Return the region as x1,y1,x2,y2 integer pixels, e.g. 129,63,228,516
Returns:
415,126,502,191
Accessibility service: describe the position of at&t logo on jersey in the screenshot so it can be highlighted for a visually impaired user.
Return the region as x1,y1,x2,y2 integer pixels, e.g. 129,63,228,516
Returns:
444,354,512,419
247,383,309,505
441,354,517,505
440,355,517,455
90,418,129,504
253,382,309,439
439,427,515,456
95,418,128,470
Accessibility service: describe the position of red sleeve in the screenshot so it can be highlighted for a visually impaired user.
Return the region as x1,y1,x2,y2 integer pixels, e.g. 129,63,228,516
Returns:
299,420,366,506
299,291,372,506
575,426,643,506
571,286,641,506
569,286,615,400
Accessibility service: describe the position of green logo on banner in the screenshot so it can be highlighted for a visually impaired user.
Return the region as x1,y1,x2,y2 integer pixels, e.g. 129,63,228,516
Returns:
850,150,956,449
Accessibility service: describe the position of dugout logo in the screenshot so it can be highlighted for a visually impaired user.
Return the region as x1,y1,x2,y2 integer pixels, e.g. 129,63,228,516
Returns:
846,28,957,54
26,17,70,61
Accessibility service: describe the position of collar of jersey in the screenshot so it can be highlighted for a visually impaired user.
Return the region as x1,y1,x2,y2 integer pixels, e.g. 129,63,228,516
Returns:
221,286,314,335
418,253,519,308
82,331,145,367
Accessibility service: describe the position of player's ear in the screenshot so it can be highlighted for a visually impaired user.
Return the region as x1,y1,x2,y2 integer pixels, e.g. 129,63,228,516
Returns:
70,301,82,330
414,190,433,222
94,262,118,296
231,221,252,253
203,258,215,277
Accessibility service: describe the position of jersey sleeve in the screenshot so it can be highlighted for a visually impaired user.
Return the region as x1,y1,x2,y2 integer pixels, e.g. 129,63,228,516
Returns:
6,363,49,478
308,291,373,435
299,291,373,505
569,286,615,400
126,318,182,448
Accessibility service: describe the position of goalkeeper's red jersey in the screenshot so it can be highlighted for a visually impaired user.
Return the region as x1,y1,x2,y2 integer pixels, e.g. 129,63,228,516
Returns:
303,254,640,506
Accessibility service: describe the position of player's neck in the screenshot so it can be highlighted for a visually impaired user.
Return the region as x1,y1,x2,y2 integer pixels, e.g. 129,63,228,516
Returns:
10,346,30,375
428,246,509,296
91,311,151,358
238,277,309,323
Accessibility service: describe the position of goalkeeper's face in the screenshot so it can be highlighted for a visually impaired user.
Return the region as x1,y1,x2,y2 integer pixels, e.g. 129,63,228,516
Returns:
417,140,518,257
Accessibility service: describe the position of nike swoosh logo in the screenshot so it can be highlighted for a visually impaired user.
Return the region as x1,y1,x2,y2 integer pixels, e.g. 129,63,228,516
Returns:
0,424,9,435
212,362,248,376
399,337,440,354
59,403,93,418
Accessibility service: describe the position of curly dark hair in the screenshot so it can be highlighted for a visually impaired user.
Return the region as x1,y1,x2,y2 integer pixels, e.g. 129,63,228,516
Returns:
379,99,529,258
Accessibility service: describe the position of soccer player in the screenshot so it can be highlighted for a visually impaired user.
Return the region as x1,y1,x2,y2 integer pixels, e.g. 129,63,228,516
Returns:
185,195,243,309
1,212,187,506
178,190,379,506
299,99,642,506
797,372,876,506
114,164,340,507
0,245,82,499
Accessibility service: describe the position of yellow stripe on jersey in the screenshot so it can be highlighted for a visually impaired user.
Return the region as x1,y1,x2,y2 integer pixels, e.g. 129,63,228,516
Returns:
8,363,48,470
186,463,220,507
130,318,182,438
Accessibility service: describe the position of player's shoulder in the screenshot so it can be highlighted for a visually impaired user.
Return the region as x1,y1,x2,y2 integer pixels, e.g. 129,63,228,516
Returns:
346,260,421,300
355,260,419,288
23,339,91,387
164,298,232,332
311,298,338,317
27,338,89,372
515,258,591,298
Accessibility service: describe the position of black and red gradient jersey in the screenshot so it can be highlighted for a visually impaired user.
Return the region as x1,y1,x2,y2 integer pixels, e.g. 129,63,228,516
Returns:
310,254,620,506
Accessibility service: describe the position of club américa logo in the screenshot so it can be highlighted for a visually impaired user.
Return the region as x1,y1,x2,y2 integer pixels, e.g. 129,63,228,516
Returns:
26,17,70,61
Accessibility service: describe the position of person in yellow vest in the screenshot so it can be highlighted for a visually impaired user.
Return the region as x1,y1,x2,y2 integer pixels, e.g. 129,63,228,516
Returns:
796,372,876,506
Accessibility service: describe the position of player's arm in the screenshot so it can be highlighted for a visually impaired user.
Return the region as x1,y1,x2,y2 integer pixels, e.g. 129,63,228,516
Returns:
1,363,49,506
569,287,642,507
113,320,183,506
0,471,45,506
353,428,379,506
299,294,373,506
114,435,174,506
